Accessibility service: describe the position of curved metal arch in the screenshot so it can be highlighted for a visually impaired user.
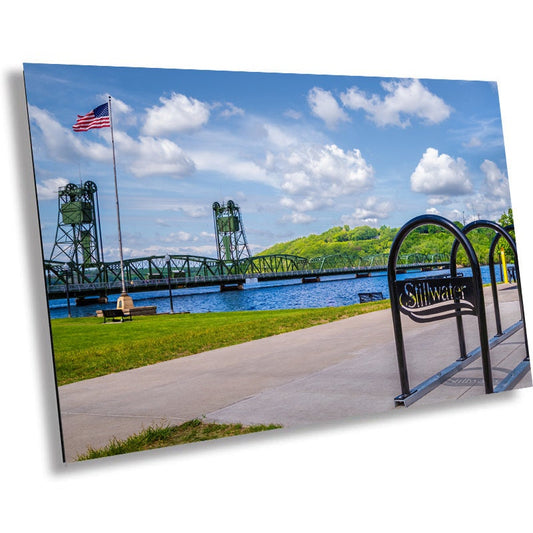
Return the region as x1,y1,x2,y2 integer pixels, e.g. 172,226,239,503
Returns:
261,253,309,263
488,224,515,336
489,224,514,259
387,214,492,399
362,253,389,267
126,253,221,264
245,254,310,274
398,253,426,265
43,259,107,285
450,220,517,270
452,221,527,361
428,252,449,263
167,254,229,278
113,254,230,282
308,253,361,270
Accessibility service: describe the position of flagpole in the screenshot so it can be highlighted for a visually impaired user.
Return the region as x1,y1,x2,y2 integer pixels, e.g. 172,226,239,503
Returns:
108,95,127,297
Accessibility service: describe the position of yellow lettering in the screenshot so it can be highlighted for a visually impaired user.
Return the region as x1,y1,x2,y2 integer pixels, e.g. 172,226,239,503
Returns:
400,283,417,308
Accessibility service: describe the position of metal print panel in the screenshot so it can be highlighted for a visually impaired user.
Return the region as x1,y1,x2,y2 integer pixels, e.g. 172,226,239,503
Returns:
23,63,530,463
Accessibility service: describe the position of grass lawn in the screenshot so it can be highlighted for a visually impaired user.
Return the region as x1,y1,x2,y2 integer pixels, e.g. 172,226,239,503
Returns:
76,419,282,461
51,300,390,386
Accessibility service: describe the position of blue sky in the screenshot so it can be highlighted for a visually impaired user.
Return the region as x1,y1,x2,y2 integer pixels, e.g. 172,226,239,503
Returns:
24,63,512,261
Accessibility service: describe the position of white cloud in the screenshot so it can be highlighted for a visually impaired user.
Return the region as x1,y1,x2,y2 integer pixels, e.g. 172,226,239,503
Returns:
460,160,511,221
274,144,374,222
218,102,245,118
284,109,302,120
128,197,209,218
481,159,510,200
424,160,511,223
465,136,482,148
281,212,316,224
29,103,197,180
340,79,451,128
180,205,210,218
280,195,333,213
262,123,297,148
341,196,394,227
427,196,451,205
307,87,349,129
425,207,440,215
104,243,217,261
278,144,374,198
142,92,210,136
160,231,195,243
98,95,136,127
456,118,504,150
28,105,110,162
410,147,472,195
36,177,69,200
112,130,194,178
173,244,217,257
464,196,508,222
191,149,273,184
180,113,327,190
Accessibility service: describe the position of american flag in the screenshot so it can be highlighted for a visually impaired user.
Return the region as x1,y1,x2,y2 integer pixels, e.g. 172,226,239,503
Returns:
72,102,110,132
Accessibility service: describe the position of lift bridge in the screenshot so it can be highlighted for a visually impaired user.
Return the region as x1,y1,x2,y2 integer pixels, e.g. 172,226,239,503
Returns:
43,184,450,304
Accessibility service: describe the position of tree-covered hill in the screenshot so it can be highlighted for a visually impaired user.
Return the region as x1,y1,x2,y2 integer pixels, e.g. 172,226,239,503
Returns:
259,210,514,266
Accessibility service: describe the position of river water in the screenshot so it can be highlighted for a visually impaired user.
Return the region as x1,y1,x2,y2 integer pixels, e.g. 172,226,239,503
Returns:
48,265,504,319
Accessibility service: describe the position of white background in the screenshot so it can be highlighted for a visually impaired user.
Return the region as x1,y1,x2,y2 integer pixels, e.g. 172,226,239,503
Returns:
2,2,532,531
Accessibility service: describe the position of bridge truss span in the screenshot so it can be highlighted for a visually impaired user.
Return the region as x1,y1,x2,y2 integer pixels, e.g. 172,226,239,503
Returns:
43,251,450,301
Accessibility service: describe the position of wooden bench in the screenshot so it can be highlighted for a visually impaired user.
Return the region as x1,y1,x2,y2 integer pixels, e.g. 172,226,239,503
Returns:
358,291,384,303
102,309,132,323
126,306,157,316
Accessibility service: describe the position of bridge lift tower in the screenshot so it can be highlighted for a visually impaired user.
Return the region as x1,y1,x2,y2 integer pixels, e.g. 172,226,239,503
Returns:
50,180,104,279
212,200,251,262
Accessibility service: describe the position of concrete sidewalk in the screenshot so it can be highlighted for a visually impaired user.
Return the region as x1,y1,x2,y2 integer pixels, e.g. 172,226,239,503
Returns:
58,284,530,462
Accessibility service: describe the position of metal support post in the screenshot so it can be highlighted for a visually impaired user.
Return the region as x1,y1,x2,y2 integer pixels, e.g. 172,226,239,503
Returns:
165,254,174,314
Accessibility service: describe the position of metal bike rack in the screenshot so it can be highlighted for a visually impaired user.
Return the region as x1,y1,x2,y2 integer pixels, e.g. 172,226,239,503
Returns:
452,221,530,392
486,225,522,336
388,215,492,407
488,225,514,337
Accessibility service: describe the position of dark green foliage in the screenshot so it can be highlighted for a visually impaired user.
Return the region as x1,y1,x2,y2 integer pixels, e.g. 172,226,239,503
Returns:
260,215,511,266
499,208,513,227
497,208,515,263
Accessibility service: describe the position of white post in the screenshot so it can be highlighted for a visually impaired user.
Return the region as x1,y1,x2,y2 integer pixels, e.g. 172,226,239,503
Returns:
108,95,127,296
108,96,134,311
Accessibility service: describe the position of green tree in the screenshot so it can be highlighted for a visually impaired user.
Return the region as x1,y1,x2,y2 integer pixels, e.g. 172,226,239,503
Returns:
497,208,515,263
499,208,513,227
258,214,516,266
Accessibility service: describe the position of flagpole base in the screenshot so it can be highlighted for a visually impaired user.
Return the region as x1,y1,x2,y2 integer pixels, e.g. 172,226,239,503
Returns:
116,292,135,312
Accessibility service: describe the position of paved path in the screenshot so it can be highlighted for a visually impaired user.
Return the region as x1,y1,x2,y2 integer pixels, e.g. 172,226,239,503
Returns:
58,285,530,461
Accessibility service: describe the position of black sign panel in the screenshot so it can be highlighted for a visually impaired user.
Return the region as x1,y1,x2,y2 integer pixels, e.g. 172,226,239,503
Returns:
394,275,478,323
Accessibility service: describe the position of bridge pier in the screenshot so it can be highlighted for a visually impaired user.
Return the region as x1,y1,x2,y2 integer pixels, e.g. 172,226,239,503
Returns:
75,295,108,306
220,282,244,291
